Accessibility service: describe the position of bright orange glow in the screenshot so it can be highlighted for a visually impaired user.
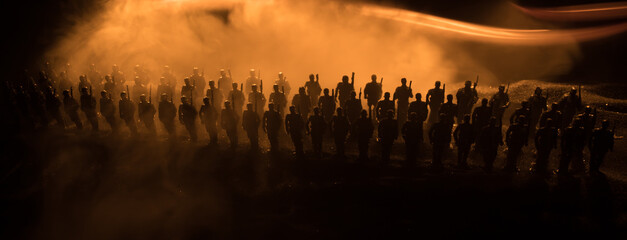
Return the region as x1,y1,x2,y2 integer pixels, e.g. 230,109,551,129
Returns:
514,1,627,21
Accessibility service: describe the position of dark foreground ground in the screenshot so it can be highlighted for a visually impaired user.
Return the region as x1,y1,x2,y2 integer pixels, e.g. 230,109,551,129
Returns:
2,80,627,239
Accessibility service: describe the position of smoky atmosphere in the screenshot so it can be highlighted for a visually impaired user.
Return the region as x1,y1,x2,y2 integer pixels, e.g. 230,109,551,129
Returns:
2,0,627,239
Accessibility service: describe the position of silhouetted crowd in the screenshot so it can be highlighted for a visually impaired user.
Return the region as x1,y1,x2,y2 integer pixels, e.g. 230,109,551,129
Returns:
2,63,616,176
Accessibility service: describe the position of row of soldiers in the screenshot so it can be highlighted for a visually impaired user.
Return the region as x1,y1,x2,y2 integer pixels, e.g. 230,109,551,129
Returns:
6,65,616,175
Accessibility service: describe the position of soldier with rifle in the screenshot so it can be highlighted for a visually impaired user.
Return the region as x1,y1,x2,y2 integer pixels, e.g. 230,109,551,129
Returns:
364,74,383,112
111,64,126,94
181,78,195,104
45,86,64,128
305,74,322,105
378,110,398,162
162,65,177,93
533,118,558,175
157,77,174,101
158,93,177,138
558,87,583,129
218,69,232,93
318,88,336,124
103,75,116,99
394,78,413,131
275,72,291,97
558,117,586,175
292,87,311,121
354,109,374,161
245,69,260,93
138,93,157,135
509,101,531,126
453,114,473,169
221,100,239,149
190,67,206,102
243,103,261,151
408,93,428,143
100,90,117,132
426,81,445,126
429,113,450,171
249,84,266,119
229,82,245,118
402,112,422,166
527,87,547,134
206,80,223,126
375,92,395,121
456,79,478,124
490,84,510,126
504,116,528,173
270,84,287,117
285,106,305,156
307,107,326,156
439,94,458,131
336,73,355,108
345,90,363,124
119,90,137,136
263,103,282,153
63,88,82,129
200,97,219,145
477,117,503,172
178,96,197,142
578,106,597,146
331,107,350,157
539,103,562,129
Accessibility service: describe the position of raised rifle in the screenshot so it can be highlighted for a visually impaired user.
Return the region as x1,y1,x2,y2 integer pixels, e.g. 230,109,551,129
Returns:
409,81,412,89
89,85,93,97
474,75,479,89
380,78,383,86
126,85,130,100
149,85,152,103
240,83,243,93
506,83,510,94
228,69,232,79
260,79,264,93
442,84,446,102
70,86,73,98
351,72,355,86
359,87,362,100
316,74,319,83
332,89,336,101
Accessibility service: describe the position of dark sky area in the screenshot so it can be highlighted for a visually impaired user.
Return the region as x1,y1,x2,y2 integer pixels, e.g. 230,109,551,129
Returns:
2,0,626,82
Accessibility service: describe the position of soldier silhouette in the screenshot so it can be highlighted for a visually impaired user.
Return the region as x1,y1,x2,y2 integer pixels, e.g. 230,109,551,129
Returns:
578,106,597,147
221,101,239,149
354,110,374,161
119,91,137,136
472,98,492,139
217,69,232,93
178,96,198,142
206,80,222,127
394,78,413,131
331,107,350,157
364,74,383,112
199,97,218,145
158,93,177,138
275,72,291,97
453,114,473,169
307,107,326,156
286,106,305,156
45,87,64,128
533,118,558,175
378,110,398,162
138,94,156,135
402,112,422,166
539,103,562,129
439,94,458,130
527,87,547,133
429,113,450,171
162,65,177,93
292,87,311,121
490,84,510,126
305,74,322,106
426,81,445,126
157,77,174,101
318,88,336,124
509,100,531,126
336,73,355,108
243,103,261,151
456,80,478,124
248,84,266,119
263,103,283,153
589,120,614,175
408,93,428,143
190,67,206,101
345,91,362,125
103,75,116,99
504,116,529,172
558,117,586,175
477,117,503,172
558,87,582,129
375,92,395,121
181,78,195,105
80,87,98,131
228,82,245,118
270,84,287,117
245,69,260,93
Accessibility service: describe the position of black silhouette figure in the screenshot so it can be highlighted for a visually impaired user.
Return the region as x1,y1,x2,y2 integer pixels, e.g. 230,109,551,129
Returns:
558,117,586,175
378,110,398,162
221,101,239,149
336,73,355,108
477,117,503,172
429,113,450,171
490,84,510,126
354,110,374,161
402,112,421,166
263,103,282,153
178,96,198,142
243,103,261,151
158,93,177,138
286,106,305,156
331,107,350,157
504,116,528,173
200,97,218,145
305,74,322,105
376,92,395,121
119,91,137,136
456,80,478,124
533,118,558,175
426,81,445,126
589,120,614,175
138,94,156,135
364,74,383,112
453,114,473,169
394,78,413,131
307,107,326,156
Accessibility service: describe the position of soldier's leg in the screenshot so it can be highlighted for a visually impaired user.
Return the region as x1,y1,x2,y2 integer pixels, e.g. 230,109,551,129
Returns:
90,116,99,131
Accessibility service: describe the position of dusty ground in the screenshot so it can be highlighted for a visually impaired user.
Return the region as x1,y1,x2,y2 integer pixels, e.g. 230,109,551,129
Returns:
1,80,626,239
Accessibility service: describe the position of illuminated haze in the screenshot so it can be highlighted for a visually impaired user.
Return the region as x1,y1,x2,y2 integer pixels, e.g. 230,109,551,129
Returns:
44,0,584,95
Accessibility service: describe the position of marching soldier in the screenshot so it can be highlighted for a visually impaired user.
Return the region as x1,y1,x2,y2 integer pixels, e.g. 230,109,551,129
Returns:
263,103,282,153
344,91,362,124
286,106,305,156
402,112,422,166
248,84,266,119
539,103,562,129
318,88,336,123
354,110,374,161
504,116,528,172
119,91,137,136
331,107,350,157
99,90,116,131
103,75,116,99
158,93,177,138
558,118,586,175
589,120,614,175
292,87,311,120
453,114,473,169
439,94,458,130
190,67,206,100
490,84,510,126
132,76,148,100
217,69,232,93
408,93,428,142
394,78,413,130
336,73,355,108
426,81,445,126
243,103,261,150
178,96,198,142
206,80,223,125
270,84,287,117
181,78,195,105
157,77,174,101
221,101,239,149
477,117,503,172
307,107,326,156
111,64,126,90
527,87,547,132
275,72,291,97
378,110,398,162
245,69,260,93
63,89,82,129
162,65,177,92
138,94,156,134
228,82,245,118
578,106,597,145
456,80,479,124
45,87,64,128
509,101,531,126
88,64,102,92
533,118,558,175
78,75,92,93
364,74,383,111
199,97,218,145
429,114,450,170
558,87,582,129
375,92,395,121
305,74,322,105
